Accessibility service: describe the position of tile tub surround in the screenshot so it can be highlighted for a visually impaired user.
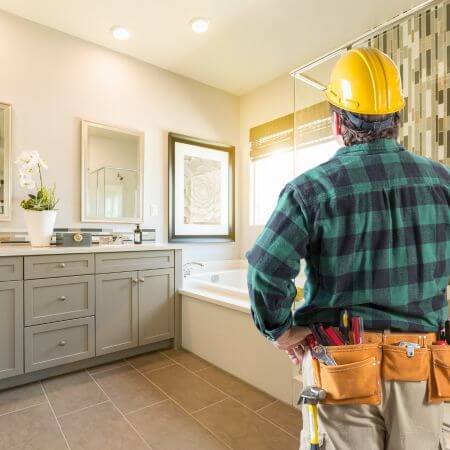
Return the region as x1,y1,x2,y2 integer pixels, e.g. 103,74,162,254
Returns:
0,350,302,450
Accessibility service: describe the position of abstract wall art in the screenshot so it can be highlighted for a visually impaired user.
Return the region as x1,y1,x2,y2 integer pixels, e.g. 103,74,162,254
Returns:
168,133,235,242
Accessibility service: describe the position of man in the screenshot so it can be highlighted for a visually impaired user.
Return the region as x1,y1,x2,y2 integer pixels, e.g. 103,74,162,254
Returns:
247,47,449,450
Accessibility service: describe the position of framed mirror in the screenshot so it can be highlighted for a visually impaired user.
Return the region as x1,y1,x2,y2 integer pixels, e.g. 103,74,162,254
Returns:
0,103,11,221
81,120,144,223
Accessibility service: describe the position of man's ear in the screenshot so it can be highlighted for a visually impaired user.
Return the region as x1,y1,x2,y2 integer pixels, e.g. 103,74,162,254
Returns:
332,111,342,136
332,111,345,146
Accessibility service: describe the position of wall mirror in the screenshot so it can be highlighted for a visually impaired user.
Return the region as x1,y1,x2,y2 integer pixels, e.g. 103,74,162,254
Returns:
0,103,11,221
81,120,144,223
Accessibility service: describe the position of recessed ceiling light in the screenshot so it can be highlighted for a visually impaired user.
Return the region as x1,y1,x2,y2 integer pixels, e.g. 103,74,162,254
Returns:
111,26,130,41
190,18,209,33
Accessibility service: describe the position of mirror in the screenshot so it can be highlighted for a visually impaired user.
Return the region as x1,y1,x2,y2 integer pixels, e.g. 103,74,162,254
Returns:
81,121,143,223
0,103,11,221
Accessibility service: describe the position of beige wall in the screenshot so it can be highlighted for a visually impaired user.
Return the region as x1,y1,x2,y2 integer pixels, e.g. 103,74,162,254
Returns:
0,11,240,262
238,73,325,256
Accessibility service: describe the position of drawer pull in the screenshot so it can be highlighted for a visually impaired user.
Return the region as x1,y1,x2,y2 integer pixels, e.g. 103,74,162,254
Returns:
59,263,66,268
132,278,138,283
139,278,145,283
58,340,67,347
59,296,67,301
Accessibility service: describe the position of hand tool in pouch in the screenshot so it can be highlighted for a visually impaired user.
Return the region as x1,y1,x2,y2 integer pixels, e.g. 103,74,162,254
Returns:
339,310,350,344
351,316,364,344
298,386,327,450
311,345,337,366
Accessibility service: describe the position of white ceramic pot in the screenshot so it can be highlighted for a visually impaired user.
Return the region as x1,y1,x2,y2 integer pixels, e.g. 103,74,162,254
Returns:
23,210,57,247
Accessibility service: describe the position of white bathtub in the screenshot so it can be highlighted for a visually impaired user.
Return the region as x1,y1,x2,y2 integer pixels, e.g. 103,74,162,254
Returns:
179,267,301,406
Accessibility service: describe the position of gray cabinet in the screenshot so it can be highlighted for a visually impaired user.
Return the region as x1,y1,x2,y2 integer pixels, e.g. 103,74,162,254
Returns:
24,254,94,279
25,317,95,372
0,281,23,380
24,275,95,326
139,269,174,345
0,257,23,282
95,251,174,274
96,272,139,355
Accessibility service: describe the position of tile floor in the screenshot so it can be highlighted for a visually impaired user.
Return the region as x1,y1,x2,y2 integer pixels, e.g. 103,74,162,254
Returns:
0,349,301,450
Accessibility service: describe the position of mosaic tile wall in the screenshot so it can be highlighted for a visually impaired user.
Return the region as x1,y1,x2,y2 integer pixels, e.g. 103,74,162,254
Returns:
368,0,449,162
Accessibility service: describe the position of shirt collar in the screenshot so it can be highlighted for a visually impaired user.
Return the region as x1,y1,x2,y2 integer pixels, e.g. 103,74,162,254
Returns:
335,138,404,156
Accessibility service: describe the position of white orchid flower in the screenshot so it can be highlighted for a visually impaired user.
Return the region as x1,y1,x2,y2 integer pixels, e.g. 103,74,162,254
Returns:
15,150,47,171
18,170,36,190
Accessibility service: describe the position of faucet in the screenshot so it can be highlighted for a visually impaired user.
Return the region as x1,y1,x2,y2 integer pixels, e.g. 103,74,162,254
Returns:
183,262,204,277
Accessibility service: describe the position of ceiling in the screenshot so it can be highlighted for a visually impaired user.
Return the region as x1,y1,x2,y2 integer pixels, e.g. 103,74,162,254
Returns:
0,0,425,95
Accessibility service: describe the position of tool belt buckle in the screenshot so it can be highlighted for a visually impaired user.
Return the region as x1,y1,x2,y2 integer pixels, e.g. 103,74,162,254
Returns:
399,341,421,358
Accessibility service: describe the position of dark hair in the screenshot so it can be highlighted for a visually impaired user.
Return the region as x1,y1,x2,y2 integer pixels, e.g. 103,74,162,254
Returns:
331,105,400,146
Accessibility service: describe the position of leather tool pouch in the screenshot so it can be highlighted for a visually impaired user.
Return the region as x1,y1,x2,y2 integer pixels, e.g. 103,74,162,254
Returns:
312,344,381,405
381,344,430,381
428,345,450,403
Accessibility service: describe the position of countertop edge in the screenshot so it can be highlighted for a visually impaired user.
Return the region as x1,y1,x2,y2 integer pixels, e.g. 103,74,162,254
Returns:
0,243,182,257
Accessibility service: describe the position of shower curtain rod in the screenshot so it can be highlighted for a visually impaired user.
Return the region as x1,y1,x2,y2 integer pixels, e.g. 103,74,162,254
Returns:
290,0,440,90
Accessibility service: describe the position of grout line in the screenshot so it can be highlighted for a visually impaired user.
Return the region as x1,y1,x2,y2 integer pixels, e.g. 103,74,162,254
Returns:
40,381,71,450
166,359,300,441
86,371,154,450
159,351,211,373
136,367,233,450
0,401,48,419
190,397,229,415
193,366,211,373
255,399,279,413
129,362,175,374
57,400,110,419
125,398,170,417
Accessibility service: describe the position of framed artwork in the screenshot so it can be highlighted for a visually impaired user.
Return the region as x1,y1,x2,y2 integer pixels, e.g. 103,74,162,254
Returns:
168,133,235,242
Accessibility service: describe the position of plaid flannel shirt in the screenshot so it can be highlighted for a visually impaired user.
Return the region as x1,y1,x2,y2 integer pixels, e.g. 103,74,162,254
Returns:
246,138,450,340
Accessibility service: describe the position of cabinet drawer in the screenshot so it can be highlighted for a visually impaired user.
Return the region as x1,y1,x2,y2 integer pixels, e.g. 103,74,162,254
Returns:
25,317,95,372
0,257,23,281
24,254,94,279
25,275,95,326
95,251,174,273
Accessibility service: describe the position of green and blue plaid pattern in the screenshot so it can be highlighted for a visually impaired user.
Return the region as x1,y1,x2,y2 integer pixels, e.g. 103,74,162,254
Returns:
247,138,450,340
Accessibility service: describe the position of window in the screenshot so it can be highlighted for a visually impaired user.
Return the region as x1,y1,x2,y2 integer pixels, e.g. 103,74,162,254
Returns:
250,138,340,226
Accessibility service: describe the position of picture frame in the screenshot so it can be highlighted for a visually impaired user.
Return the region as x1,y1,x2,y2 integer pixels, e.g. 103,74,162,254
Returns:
168,133,235,243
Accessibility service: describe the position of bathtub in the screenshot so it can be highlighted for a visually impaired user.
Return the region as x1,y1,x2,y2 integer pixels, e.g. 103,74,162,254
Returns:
179,265,301,406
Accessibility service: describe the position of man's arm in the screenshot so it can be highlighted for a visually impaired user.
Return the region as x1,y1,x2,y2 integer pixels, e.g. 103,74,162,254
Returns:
246,183,310,341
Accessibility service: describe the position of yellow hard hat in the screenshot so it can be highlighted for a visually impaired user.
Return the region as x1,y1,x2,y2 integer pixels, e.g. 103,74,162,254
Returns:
325,47,405,115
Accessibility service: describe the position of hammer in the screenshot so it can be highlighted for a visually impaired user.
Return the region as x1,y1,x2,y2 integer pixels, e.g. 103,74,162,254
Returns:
298,386,327,450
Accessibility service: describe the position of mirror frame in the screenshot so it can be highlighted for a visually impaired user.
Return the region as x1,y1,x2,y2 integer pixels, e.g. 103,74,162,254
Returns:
81,120,144,224
0,103,11,221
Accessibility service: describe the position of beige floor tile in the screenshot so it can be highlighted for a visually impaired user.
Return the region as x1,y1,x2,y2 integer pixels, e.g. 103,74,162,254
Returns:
127,351,174,373
146,364,226,413
0,403,68,450
87,359,129,374
59,401,148,450
197,366,275,411
127,399,227,450
194,398,299,450
42,371,106,417
258,400,301,438
92,365,166,414
162,349,211,371
0,382,46,416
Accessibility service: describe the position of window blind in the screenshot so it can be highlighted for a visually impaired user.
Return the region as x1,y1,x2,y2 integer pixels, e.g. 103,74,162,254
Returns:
249,101,332,160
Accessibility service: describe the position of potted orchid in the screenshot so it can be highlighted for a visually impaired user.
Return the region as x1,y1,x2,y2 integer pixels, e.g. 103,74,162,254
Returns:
15,151,58,247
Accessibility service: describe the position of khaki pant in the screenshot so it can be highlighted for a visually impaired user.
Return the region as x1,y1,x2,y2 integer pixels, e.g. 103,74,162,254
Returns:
300,351,446,450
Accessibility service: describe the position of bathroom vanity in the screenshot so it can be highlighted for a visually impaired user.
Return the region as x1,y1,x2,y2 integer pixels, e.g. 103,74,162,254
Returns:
0,244,182,389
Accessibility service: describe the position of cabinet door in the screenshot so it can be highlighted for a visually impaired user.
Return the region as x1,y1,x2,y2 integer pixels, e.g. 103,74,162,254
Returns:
0,281,24,380
96,272,138,355
138,269,174,345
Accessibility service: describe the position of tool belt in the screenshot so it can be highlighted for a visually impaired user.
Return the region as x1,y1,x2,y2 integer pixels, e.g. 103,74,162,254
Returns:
310,331,450,405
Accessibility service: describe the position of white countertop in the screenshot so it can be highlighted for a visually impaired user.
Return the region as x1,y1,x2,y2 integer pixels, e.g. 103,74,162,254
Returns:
0,243,182,257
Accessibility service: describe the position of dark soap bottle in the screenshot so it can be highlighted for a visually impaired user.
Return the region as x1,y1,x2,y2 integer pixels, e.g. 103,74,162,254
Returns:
134,224,142,244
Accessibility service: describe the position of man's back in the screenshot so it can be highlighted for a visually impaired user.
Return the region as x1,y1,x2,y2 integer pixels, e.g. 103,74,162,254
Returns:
247,138,449,335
